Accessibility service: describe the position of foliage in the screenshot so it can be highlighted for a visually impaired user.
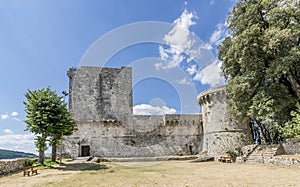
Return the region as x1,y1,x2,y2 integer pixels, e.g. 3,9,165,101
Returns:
226,150,237,161
32,158,60,169
282,103,300,139
23,87,76,164
235,147,242,156
218,0,300,143
25,159,37,166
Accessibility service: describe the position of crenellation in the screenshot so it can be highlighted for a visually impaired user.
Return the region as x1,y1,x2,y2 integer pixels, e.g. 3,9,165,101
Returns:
62,66,252,159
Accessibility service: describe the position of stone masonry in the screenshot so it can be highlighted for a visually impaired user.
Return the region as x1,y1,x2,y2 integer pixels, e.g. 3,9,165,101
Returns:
62,66,251,158
197,86,252,156
0,158,28,175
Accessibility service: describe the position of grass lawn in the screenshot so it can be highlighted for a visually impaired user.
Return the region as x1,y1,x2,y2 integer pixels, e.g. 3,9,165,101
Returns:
1,160,300,187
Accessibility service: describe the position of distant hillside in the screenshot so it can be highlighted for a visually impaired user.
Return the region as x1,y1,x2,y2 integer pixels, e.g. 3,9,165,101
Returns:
0,149,37,159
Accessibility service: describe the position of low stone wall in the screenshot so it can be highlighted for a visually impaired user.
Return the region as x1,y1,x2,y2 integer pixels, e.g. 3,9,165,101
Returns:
282,139,300,155
0,158,28,175
269,156,300,167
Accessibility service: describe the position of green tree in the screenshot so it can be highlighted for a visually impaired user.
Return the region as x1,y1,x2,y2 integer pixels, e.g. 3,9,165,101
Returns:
49,110,75,162
218,0,300,143
282,103,300,139
24,87,76,164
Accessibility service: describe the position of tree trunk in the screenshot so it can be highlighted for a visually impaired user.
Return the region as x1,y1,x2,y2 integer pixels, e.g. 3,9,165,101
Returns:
51,144,57,162
38,151,45,165
287,75,300,99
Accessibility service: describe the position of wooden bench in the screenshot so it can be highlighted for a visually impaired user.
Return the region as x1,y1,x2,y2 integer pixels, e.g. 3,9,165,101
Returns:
23,166,38,177
217,156,232,163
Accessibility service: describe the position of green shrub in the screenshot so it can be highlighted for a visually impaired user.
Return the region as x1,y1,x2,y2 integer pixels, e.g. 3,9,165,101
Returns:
282,103,300,140
32,158,59,169
25,159,36,166
235,147,242,156
226,150,237,162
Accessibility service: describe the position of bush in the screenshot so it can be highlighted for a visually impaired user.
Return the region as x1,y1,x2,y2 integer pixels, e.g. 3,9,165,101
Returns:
32,158,59,169
235,147,242,156
226,150,237,162
282,103,300,140
25,159,36,166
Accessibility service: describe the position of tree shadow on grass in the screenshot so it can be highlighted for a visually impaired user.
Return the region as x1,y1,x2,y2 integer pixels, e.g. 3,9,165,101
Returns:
54,162,109,171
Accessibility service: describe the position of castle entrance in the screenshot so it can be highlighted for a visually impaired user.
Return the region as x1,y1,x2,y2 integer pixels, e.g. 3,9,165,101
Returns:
81,145,90,156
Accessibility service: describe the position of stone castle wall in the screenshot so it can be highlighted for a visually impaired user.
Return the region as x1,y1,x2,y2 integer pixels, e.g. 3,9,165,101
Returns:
62,114,202,158
68,66,132,122
198,86,252,156
63,66,252,158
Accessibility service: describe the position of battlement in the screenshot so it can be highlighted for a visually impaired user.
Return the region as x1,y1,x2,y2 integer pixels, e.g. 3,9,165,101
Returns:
197,86,226,106
63,66,251,158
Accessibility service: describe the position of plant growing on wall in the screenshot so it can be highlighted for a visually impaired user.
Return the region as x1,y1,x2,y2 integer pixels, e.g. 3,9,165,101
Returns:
226,150,237,162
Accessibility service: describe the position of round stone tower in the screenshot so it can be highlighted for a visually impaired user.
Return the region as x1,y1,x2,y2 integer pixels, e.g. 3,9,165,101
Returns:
197,86,252,156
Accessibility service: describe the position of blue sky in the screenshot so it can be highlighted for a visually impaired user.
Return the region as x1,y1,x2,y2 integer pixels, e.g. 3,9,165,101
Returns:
0,0,238,154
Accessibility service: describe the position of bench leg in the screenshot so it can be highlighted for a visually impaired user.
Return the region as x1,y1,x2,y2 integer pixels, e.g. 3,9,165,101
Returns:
32,170,38,175
23,171,30,177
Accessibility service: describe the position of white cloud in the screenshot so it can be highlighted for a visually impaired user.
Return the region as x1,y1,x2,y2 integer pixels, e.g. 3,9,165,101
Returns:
0,133,36,154
12,117,22,122
155,9,228,87
176,77,193,86
156,9,199,70
193,60,225,87
209,22,228,46
4,129,14,134
0,112,22,121
11,112,18,117
186,65,198,75
200,43,213,50
133,104,176,115
1,114,9,120
210,0,215,5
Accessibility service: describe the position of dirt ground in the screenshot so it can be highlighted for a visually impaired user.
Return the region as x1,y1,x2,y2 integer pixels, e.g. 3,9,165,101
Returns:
1,159,300,187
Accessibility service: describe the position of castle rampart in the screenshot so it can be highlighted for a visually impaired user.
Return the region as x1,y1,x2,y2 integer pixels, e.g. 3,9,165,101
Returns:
62,66,252,159
197,86,251,156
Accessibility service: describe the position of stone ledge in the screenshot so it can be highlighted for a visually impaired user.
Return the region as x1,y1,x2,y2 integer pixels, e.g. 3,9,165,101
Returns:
269,155,300,167
0,158,30,175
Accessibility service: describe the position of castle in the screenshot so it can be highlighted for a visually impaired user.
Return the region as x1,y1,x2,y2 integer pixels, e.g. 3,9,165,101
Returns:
62,66,252,158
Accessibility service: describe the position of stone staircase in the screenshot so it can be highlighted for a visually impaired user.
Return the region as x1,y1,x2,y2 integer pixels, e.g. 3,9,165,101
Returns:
242,144,284,163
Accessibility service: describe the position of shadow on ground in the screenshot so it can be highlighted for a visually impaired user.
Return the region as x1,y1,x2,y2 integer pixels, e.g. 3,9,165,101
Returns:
54,162,109,171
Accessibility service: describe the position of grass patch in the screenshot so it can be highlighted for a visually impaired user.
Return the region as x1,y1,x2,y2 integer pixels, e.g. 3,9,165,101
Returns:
29,158,60,169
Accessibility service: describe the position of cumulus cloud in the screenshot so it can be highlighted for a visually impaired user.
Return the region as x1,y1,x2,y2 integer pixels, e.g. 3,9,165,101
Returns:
156,9,199,70
155,9,226,87
1,114,9,120
176,77,193,86
193,60,225,87
200,43,213,50
4,129,14,134
11,112,18,117
186,65,198,75
154,7,229,87
187,21,227,87
1,111,21,121
209,22,228,46
133,104,176,115
0,133,36,154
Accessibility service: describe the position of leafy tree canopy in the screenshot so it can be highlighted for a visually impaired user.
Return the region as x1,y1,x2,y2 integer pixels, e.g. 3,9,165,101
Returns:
218,0,300,143
24,87,76,164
